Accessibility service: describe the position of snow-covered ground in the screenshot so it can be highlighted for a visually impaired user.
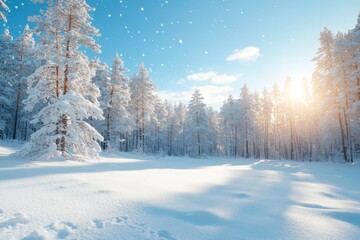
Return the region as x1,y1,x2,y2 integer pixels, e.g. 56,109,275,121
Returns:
0,142,360,240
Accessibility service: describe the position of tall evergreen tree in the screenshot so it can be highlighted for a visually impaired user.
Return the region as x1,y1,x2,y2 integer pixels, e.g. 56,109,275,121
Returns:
129,64,156,152
174,102,187,156
102,53,132,149
12,25,37,140
19,0,104,160
313,28,349,162
186,89,210,157
0,29,16,139
261,89,273,159
239,84,253,158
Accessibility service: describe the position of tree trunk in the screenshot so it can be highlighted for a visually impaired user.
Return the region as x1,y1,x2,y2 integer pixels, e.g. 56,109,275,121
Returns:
60,8,73,156
343,95,353,163
338,105,348,162
13,48,25,140
12,81,21,140
245,122,249,158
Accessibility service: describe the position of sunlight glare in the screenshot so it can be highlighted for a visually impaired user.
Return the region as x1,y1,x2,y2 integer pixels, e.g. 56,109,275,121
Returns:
290,80,305,101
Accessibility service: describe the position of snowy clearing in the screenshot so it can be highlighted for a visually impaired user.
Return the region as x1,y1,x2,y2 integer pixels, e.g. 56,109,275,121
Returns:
0,142,360,240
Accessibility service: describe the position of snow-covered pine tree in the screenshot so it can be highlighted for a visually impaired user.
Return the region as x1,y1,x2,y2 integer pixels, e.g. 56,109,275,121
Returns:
238,84,254,158
0,0,8,22
332,32,358,163
348,13,360,155
206,107,220,155
19,0,104,160
12,25,37,140
313,28,349,162
219,95,238,157
166,101,178,155
91,61,111,149
350,13,360,102
150,98,166,154
252,91,262,159
0,29,16,139
173,102,187,156
309,73,324,160
261,89,273,159
283,77,296,160
104,53,132,150
185,89,211,157
271,83,283,159
129,64,156,153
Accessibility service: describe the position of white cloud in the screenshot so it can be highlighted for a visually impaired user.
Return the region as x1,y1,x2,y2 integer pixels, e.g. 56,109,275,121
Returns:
186,72,240,84
157,85,234,109
186,71,218,81
196,85,233,94
157,90,193,104
211,74,239,84
226,46,260,62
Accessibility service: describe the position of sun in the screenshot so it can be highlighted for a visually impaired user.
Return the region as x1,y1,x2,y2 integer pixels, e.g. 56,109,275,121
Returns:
290,80,305,101
282,75,310,104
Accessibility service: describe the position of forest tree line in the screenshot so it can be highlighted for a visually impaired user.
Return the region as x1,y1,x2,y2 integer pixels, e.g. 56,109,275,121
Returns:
0,1,359,162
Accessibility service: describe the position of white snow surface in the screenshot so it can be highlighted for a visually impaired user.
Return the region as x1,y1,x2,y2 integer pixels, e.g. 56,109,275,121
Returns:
0,141,360,240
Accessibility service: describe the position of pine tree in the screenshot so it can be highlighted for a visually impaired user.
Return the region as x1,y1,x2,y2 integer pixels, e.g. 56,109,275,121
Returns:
104,53,132,150
252,91,262,159
350,13,360,102
219,95,238,157
129,64,156,152
186,89,210,157
19,0,104,160
313,28,349,162
261,89,273,159
348,13,360,155
152,99,167,154
206,107,220,155
91,61,110,149
174,102,187,156
332,32,357,163
271,83,282,159
0,29,16,139
239,84,253,158
165,101,177,155
12,25,37,140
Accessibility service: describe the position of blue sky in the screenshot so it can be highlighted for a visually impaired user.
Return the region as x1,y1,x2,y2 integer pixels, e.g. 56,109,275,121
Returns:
2,0,360,108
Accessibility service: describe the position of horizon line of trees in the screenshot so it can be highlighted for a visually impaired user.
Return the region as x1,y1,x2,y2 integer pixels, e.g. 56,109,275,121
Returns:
0,1,359,162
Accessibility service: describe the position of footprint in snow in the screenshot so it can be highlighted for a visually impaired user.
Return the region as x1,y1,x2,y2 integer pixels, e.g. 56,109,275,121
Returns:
48,221,77,239
23,221,77,240
23,229,52,240
158,230,177,240
0,212,29,229
96,216,176,239
93,219,105,228
112,215,128,224
97,190,113,194
234,193,250,199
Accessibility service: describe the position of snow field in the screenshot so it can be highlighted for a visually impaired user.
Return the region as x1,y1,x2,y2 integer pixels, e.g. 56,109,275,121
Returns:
0,142,360,239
